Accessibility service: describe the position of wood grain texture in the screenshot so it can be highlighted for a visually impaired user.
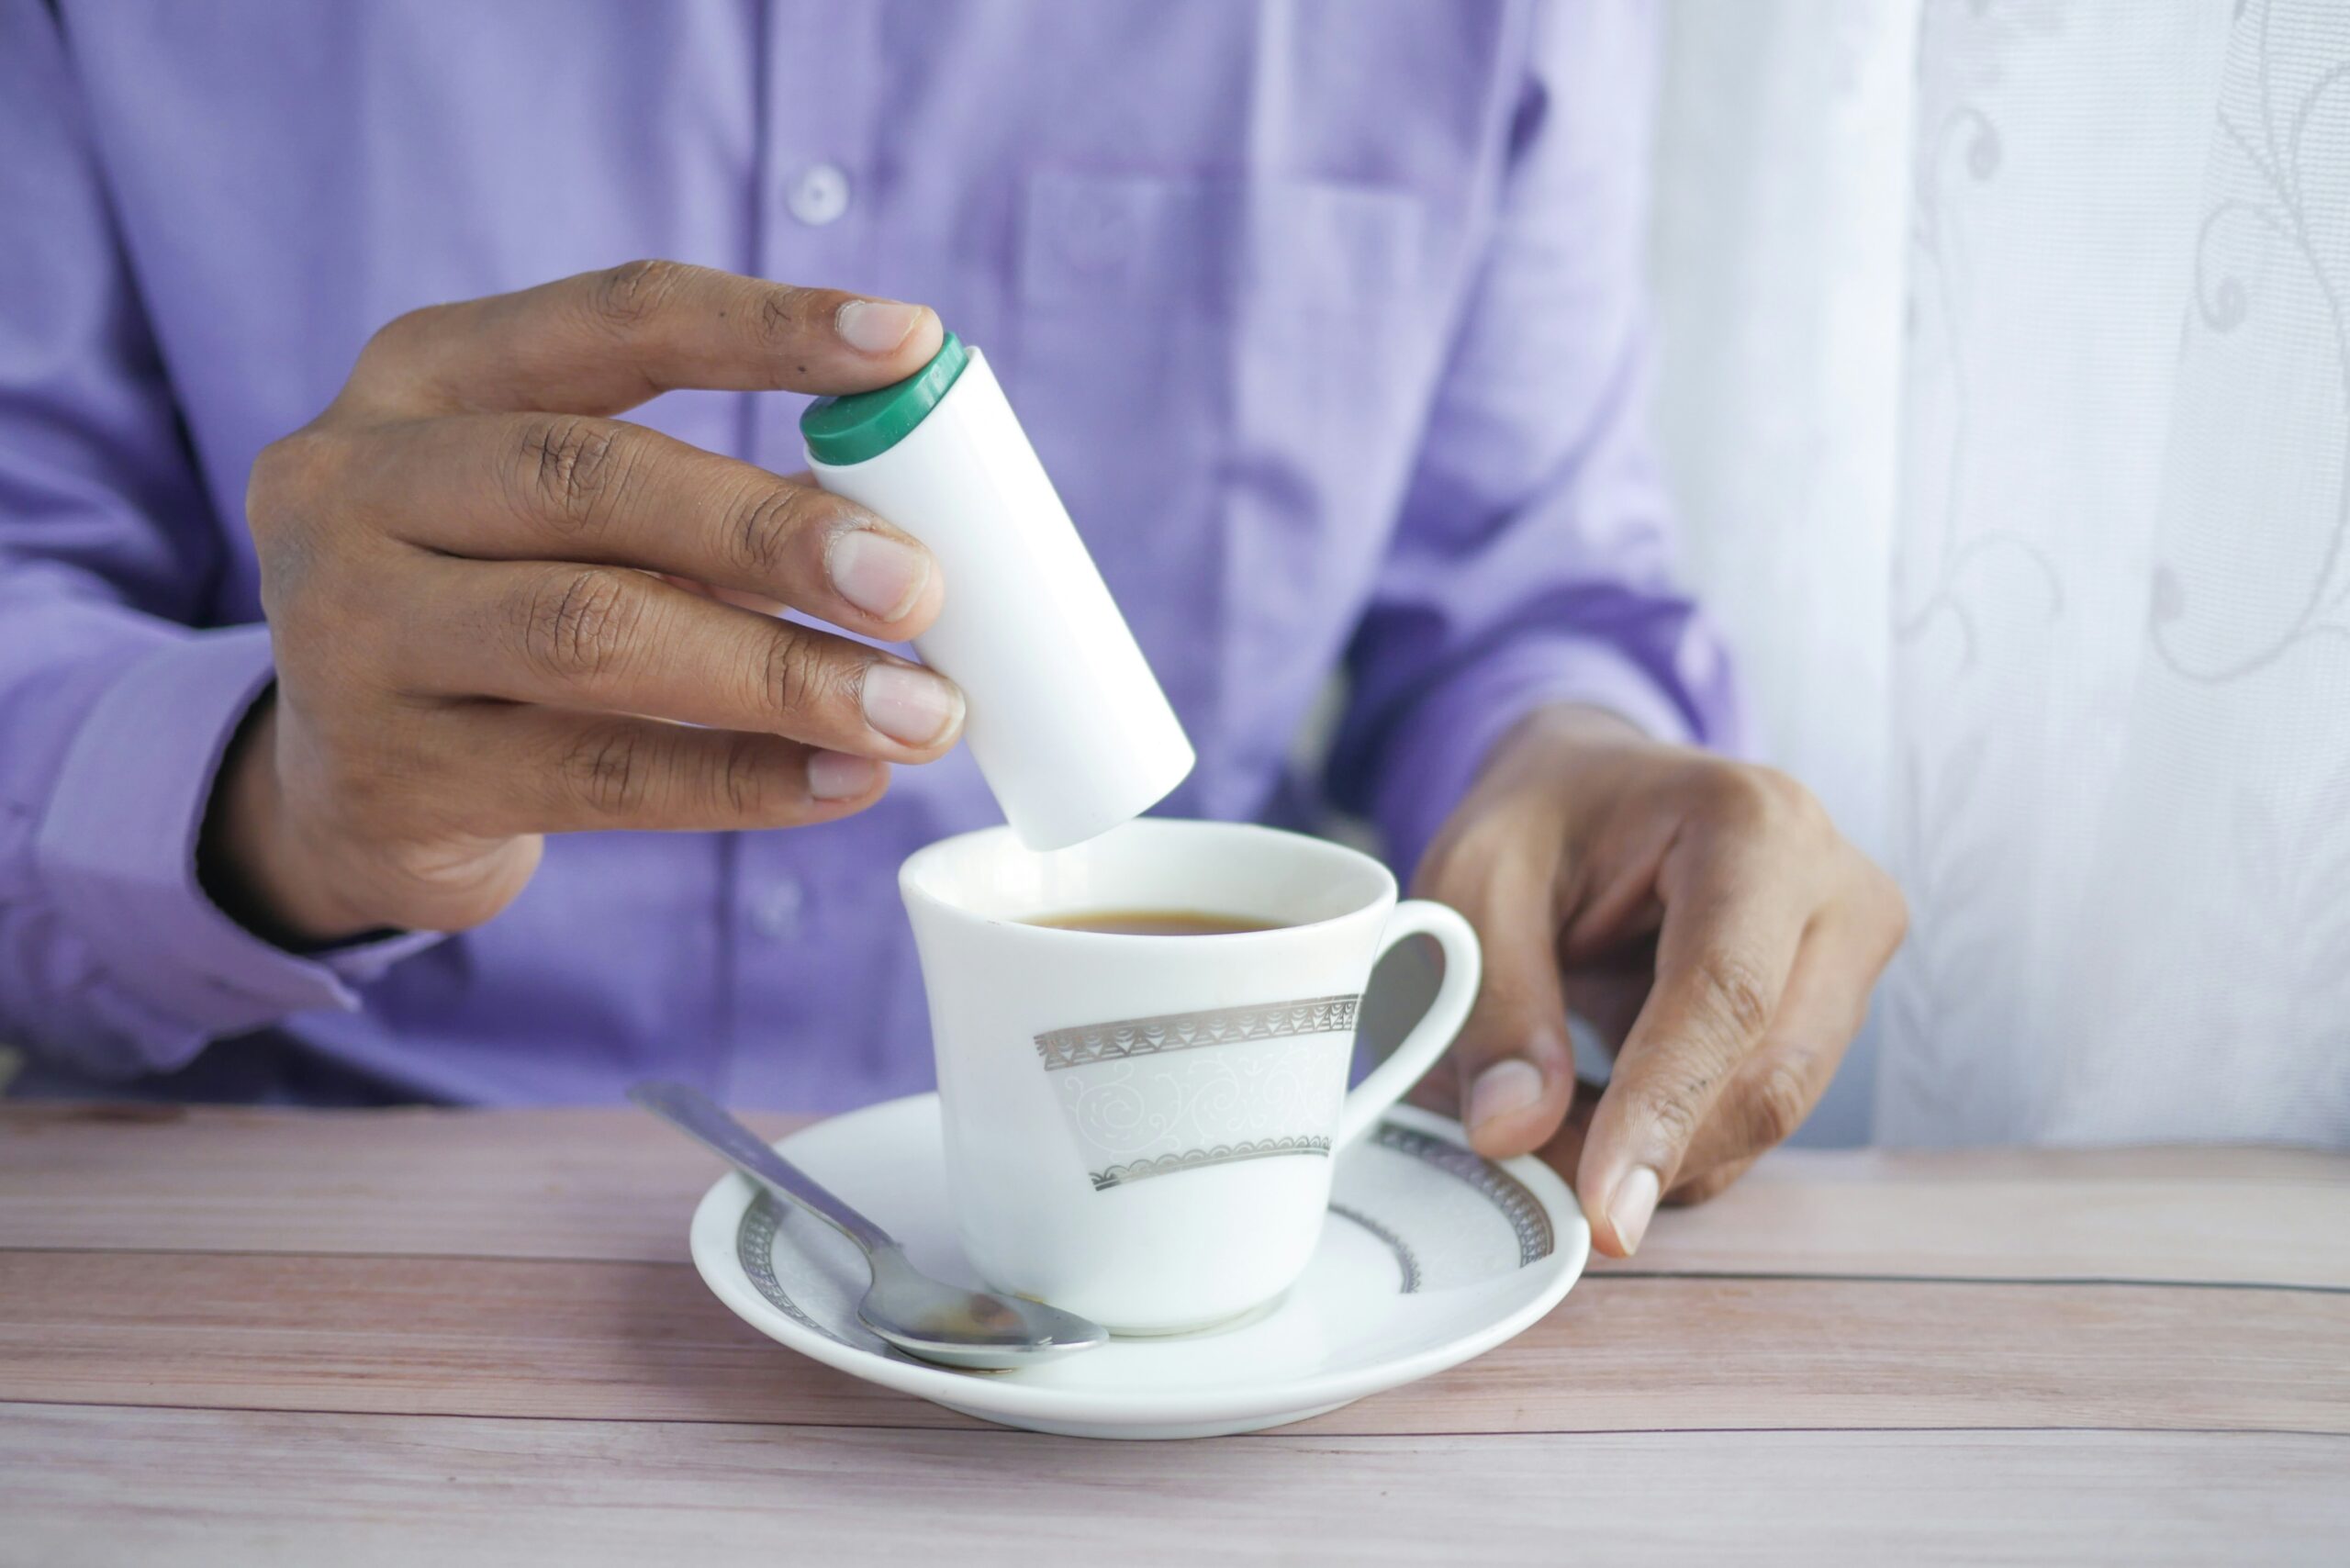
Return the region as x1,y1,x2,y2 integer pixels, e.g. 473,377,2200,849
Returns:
3,1249,2342,1436
0,1103,806,1266
3,1404,2343,1568
1630,1144,2350,1287
4,1106,2346,1564
6,1103,2345,1286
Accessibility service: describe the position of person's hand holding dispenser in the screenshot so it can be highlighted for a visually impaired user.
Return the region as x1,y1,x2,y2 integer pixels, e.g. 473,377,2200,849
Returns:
206,263,966,944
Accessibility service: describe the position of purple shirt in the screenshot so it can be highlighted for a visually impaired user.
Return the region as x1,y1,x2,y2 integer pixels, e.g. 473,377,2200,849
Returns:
0,0,1735,1107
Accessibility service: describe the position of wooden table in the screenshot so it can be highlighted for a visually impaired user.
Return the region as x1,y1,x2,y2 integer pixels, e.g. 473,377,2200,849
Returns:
1,1104,2344,1565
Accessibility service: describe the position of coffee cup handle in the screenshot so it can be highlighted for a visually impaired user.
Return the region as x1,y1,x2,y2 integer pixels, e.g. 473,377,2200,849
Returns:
1336,899,1483,1149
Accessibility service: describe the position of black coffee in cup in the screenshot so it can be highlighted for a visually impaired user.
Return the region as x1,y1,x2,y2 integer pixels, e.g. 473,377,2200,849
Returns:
1024,909,1281,936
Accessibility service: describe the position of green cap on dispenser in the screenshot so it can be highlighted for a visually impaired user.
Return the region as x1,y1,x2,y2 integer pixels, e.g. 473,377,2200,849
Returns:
800,331,969,467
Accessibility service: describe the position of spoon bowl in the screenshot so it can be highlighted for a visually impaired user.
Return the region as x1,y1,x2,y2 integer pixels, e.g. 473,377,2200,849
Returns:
630,1081,1108,1370
858,1246,1105,1369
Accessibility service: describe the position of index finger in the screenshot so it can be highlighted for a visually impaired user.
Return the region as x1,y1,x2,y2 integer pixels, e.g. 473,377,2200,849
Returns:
353,413,943,638
1576,833,1813,1257
345,260,944,417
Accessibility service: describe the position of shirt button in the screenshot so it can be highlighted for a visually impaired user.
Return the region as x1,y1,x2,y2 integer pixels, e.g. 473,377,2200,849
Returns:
749,878,805,940
788,163,852,228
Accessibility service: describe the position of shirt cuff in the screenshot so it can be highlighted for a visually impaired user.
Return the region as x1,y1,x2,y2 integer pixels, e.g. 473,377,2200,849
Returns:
30,624,441,1072
1370,634,1701,880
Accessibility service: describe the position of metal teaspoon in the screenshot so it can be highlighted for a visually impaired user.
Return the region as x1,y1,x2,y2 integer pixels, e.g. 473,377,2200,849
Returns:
629,1081,1108,1370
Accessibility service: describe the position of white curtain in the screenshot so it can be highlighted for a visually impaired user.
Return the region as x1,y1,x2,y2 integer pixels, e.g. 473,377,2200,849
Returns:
1652,0,2350,1147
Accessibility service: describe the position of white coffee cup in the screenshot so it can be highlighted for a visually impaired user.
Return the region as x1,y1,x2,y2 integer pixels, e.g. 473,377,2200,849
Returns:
900,818,1482,1334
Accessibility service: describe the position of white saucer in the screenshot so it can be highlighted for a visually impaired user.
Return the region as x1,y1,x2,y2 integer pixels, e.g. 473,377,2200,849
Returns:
687,1093,1589,1439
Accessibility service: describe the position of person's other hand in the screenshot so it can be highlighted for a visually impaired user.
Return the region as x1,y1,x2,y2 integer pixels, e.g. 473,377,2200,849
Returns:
1413,703,1907,1257
208,262,959,943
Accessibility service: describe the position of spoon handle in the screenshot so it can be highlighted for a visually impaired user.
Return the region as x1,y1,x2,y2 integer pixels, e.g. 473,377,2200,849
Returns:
628,1081,896,1258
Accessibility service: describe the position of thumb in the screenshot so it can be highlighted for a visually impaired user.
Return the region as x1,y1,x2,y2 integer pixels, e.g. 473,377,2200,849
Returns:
1448,865,1578,1159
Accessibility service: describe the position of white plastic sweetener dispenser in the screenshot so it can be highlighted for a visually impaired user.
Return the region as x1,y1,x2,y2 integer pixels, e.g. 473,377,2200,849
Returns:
800,332,1194,851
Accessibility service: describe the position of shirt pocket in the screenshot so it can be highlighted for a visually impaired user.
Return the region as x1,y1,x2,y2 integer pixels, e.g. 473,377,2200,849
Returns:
1009,171,1427,798
1019,170,1422,316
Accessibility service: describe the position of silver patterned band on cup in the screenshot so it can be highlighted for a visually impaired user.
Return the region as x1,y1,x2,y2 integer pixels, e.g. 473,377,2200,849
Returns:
1034,994,1362,1071
1089,1135,1334,1191
1035,993,1365,1191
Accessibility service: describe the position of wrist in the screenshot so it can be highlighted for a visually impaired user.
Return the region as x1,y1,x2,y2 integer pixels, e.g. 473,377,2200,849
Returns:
1476,700,1658,787
1510,700,1653,751
197,692,379,946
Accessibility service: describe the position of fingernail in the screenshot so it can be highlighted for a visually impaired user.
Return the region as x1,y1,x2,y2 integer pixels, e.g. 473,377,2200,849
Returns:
807,751,880,801
1468,1058,1546,1134
860,663,963,747
836,298,923,355
826,530,931,622
1609,1165,1662,1257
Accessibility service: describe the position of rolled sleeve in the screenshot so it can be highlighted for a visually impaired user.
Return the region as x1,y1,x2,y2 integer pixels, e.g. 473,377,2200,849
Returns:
1327,3,1742,879
1368,629,1713,881
27,624,438,1077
